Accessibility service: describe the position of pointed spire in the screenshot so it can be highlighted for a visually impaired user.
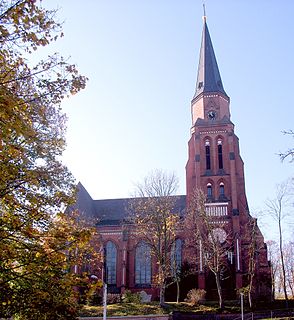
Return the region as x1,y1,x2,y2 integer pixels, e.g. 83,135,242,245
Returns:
193,18,228,100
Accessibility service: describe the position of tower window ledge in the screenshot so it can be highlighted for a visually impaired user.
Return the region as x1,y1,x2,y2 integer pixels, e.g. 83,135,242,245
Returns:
205,170,212,176
217,169,226,175
218,196,229,202
206,196,214,203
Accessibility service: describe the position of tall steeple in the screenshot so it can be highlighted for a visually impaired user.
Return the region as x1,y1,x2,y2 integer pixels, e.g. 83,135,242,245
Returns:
190,16,230,126
186,13,272,301
193,18,228,101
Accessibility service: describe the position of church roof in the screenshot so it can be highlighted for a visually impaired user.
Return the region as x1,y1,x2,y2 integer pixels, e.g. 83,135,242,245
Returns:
94,198,132,223
94,196,186,225
72,182,96,216
193,19,228,100
74,183,186,226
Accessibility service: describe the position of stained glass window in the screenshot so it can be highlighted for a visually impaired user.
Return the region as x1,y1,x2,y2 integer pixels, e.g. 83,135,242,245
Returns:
171,238,182,276
135,242,151,285
106,241,117,285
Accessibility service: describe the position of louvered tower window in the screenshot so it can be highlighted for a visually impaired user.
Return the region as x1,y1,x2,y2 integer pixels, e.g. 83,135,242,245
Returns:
218,139,223,169
205,140,211,170
219,183,225,198
207,183,212,198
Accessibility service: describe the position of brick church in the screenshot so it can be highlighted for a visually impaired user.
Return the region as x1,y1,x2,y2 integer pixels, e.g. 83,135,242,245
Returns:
74,16,272,301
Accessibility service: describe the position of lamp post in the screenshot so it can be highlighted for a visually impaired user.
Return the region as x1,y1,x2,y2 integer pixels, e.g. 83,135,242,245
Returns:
103,248,107,320
240,292,244,320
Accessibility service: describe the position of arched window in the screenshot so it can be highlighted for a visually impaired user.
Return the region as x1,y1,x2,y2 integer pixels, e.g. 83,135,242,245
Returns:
219,183,225,198
217,139,223,170
207,183,212,198
171,238,182,276
205,140,211,170
105,241,117,285
135,242,151,286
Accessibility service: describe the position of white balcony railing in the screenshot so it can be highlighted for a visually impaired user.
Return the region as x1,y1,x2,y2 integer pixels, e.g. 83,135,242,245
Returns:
205,202,228,216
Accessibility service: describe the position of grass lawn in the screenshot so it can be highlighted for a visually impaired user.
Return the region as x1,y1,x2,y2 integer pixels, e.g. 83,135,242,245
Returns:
79,302,240,317
79,302,165,317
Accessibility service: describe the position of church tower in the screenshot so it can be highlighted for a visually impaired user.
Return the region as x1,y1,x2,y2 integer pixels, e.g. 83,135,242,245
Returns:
185,16,271,299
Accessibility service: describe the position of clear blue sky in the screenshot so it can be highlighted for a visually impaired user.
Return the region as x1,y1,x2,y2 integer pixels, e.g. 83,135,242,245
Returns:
43,1,294,240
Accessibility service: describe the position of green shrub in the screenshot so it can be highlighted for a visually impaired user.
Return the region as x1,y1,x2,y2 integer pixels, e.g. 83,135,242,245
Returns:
86,291,102,306
185,288,206,306
107,293,121,304
121,290,142,303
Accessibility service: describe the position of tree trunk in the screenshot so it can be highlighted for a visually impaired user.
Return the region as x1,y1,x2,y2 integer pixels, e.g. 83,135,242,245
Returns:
176,279,180,303
278,216,288,307
215,272,223,309
271,263,275,302
248,219,257,309
248,278,253,309
159,284,165,306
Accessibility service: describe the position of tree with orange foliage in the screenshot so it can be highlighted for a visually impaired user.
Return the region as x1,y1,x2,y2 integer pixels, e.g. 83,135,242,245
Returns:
0,1,94,319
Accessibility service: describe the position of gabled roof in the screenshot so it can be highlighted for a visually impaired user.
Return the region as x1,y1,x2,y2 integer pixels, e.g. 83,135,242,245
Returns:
193,19,228,100
71,182,96,217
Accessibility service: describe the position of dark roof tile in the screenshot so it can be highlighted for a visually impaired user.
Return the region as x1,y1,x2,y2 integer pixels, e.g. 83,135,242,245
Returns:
193,20,228,100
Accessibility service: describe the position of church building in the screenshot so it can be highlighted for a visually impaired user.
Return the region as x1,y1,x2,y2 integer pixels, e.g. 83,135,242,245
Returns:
74,16,272,301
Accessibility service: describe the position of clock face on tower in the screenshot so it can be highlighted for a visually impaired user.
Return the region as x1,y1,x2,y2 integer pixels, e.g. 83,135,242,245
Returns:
207,110,217,120
212,227,227,244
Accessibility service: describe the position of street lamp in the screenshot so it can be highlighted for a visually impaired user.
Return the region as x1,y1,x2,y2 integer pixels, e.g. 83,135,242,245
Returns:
240,292,244,320
103,248,107,320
